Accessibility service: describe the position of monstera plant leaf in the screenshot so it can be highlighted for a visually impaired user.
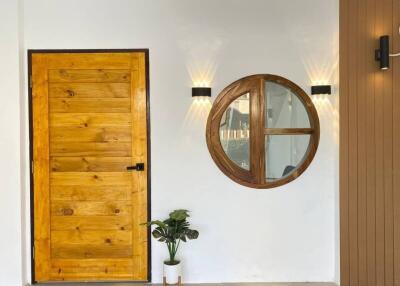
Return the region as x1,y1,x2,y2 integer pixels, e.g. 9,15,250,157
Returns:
144,220,167,228
186,229,199,240
169,209,190,221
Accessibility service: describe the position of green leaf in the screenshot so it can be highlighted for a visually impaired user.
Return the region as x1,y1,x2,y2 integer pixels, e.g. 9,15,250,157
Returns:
152,228,166,239
186,229,199,240
169,209,190,221
147,220,167,229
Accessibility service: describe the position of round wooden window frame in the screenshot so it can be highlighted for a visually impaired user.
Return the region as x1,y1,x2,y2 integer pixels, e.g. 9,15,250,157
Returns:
206,74,320,189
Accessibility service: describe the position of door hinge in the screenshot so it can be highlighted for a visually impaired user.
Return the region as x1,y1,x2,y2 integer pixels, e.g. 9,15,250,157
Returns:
32,246,35,260
29,76,33,88
31,161,34,174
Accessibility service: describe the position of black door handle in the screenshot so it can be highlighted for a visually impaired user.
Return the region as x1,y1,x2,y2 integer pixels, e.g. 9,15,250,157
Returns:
126,163,145,171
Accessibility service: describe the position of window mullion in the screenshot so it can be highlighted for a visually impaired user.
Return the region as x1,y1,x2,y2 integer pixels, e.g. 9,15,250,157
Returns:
258,78,266,184
264,128,314,135
250,78,265,184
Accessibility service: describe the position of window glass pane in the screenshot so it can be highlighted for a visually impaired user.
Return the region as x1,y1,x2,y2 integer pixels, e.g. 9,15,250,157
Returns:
265,81,310,128
265,134,310,181
219,93,250,170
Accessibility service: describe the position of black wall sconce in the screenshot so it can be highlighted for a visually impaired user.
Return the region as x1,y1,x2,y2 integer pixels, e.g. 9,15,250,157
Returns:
375,35,390,70
311,85,332,95
375,35,400,70
192,87,211,97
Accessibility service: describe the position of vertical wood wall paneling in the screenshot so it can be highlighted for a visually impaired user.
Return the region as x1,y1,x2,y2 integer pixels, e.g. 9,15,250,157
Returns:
357,0,367,284
393,0,400,284
340,0,397,285
374,0,385,284
383,0,394,285
339,0,350,284
365,0,377,285
348,0,359,284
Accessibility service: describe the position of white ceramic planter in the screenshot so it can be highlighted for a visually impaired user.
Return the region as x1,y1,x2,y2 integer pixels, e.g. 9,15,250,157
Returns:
163,261,181,284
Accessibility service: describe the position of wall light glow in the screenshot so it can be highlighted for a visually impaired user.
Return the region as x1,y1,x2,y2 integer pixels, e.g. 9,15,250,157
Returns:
304,56,338,87
300,30,339,144
188,59,218,88
301,31,339,88
311,93,339,144
182,96,212,131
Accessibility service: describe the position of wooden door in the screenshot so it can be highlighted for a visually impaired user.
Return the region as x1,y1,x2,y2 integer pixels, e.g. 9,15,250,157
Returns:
340,0,400,285
30,51,149,282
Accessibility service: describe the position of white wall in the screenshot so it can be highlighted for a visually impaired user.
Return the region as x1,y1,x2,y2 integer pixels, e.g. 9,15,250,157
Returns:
14,0,340,284
0,0,24,285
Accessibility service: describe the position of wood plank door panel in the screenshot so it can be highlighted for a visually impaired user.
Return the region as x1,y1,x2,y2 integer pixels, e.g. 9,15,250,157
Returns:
31,51,149,282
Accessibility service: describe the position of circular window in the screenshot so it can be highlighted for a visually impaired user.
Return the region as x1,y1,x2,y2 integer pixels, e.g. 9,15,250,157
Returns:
206,74,320,189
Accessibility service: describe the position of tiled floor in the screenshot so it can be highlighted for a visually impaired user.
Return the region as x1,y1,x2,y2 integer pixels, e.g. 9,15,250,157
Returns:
34,283,337,286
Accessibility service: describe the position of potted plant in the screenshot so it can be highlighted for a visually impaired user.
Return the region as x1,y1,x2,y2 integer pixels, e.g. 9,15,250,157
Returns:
145,209,199,284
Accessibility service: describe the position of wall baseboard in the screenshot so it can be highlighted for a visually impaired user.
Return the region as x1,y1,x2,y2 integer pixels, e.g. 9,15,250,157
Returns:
32,282,337,286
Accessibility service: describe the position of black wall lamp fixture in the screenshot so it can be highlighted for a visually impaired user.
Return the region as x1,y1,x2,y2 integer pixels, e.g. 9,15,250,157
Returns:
192,87,211,97
311,85,332,95
375,35,400,70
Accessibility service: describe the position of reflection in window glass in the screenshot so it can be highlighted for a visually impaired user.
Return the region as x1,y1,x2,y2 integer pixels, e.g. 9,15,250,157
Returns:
220,93,250,170
265,135,310,181
265,81,310,128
